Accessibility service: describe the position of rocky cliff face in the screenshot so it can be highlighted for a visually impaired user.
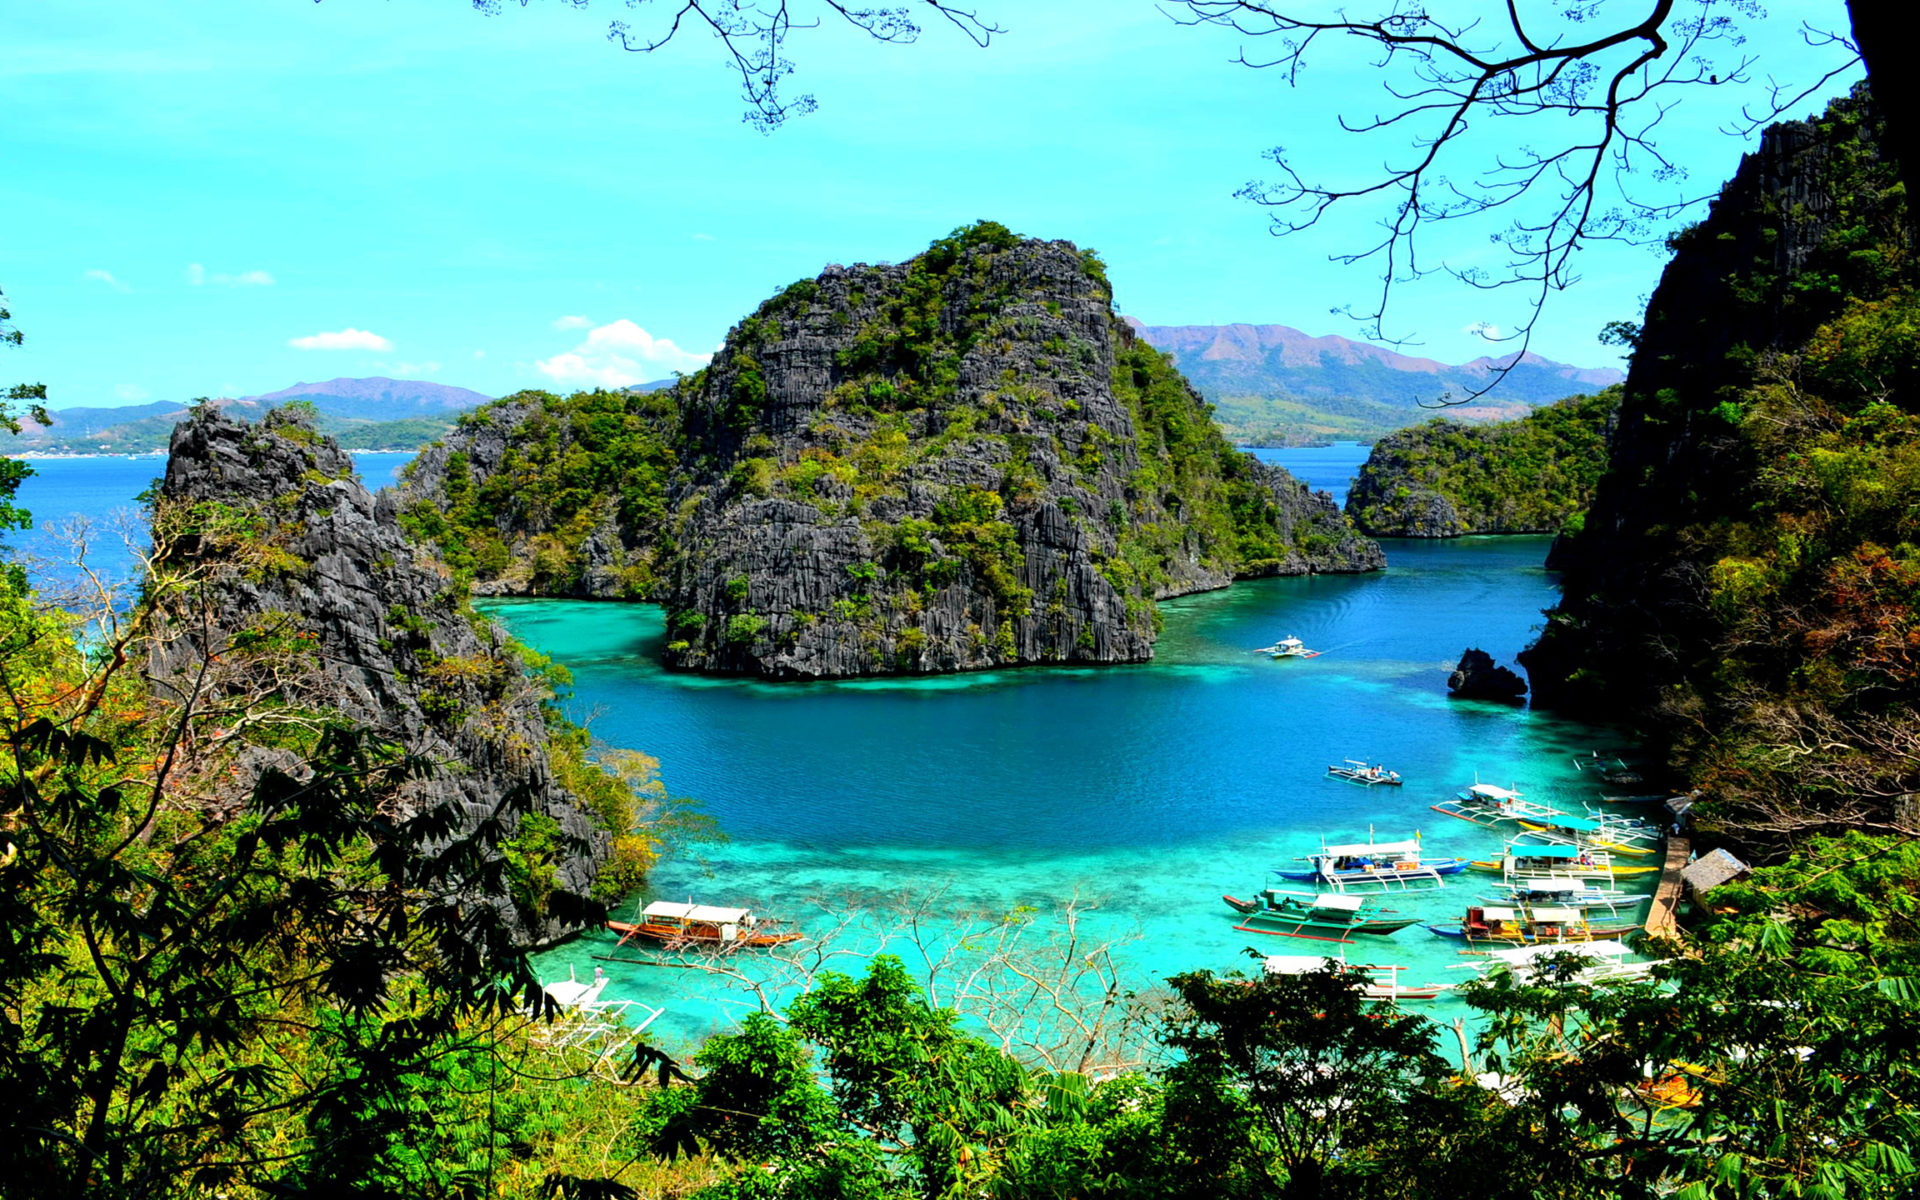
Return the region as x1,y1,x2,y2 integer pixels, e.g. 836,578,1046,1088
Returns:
1523,86,1907,714
1518,85,1920,841
147,407,609,943
403,223,1383,679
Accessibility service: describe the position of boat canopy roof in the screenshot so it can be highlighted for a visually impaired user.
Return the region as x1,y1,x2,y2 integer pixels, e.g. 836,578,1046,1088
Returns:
1321,839,1421,857
1541,815,1602,832
643,901,751,923
1518,878,1583,893
1488,939,1631,965
1480,906,1518,920
1312,894,1366,911
1468,783,1521,801
1530,907,1584,922
1509,844,1583,860
1264,955,1339,975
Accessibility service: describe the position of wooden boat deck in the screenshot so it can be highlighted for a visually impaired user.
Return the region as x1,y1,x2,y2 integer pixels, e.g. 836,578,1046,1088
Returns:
1644,837,1690,937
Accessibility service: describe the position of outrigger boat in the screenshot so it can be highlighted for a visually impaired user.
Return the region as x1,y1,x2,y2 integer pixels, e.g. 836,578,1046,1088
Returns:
1459,938,1662,986
607,900,803,949
1223,888,1420,942
1467,840,1659,882
1261,636,1321,659
1326,759,1403,786
1514,812,1659,855
1487,876,1653,914
1275,831,1466,890
1429,782,1559,827
1426,903,1639,945
1264,953,1454,1002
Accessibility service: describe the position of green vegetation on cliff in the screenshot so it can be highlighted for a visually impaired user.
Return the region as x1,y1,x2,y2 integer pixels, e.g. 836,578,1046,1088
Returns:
399,386,683,594
1345,388,1619,537
401,223,1380,678
1526,86,1920,843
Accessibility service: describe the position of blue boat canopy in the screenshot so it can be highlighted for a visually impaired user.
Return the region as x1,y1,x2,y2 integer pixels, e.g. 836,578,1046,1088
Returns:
1542,815,1602,832
1511,844,1583,860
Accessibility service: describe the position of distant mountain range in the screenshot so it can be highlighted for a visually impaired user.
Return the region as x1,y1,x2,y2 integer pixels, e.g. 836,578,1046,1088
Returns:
1129,320,1623,444
7,327,1622,459
11,378,493,456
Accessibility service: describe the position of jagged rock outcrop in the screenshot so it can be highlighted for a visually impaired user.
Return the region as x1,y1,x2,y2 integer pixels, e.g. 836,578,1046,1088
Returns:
1518,85,1920,843
147,407,608,943
1522,85,1908,714
1447,648,1528,702
1345,391,1618,538
402,223,1383,678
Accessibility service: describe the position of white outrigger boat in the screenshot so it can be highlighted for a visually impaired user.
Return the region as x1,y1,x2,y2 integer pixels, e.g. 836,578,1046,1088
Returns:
537,966,665,1064
1275,830,1466,891
1467,839,1659,883
1327,758,1403,786
1486,876,1653,917
1461,939,1662,987
1264,953,1454,1002
1260,636,1321,659
1429,781,1561,827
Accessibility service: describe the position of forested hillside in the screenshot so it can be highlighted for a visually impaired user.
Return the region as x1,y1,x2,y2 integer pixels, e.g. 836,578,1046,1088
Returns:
400,223,1382,678
1523,85,1920,845
1345,389,1618,537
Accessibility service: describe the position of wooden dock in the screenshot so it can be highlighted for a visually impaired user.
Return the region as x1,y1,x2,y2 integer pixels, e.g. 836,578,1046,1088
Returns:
1644,837,1690,937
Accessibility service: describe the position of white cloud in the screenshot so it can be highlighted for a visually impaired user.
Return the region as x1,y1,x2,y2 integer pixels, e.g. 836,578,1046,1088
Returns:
552,314,593,330
115,384,149,401
473,349,487,359
536,319,710,388
1462,321,1502,340
187,263,275,287
84,269,130,293
289,327,393,351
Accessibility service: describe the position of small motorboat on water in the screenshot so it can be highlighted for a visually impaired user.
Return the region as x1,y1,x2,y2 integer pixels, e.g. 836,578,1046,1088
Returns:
1327,758,1403,786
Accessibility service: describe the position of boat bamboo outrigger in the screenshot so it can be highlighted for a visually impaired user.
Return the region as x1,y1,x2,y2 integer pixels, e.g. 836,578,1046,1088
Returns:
1263,953,1454,1002
607,900,803,949
1275,831,1466,891
536,966,666,1066
1326,759,1403,786
1222,888,1419,942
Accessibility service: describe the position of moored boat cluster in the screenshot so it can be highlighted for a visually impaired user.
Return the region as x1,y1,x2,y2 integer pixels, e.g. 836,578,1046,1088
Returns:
1223,760,1678,1001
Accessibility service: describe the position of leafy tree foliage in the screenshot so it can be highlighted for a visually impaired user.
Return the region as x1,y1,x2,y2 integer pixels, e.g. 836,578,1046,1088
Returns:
1348,388,1619,536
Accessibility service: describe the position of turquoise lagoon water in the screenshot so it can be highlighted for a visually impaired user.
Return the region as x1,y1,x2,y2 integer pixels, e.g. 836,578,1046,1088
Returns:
496,525,1643,1050
10,447,1643,1048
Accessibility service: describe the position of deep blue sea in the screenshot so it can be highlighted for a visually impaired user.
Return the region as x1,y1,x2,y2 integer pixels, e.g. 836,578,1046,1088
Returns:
10,445,1642,1050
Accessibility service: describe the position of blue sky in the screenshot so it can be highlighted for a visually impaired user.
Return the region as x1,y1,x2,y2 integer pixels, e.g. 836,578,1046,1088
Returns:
2,0,1863,409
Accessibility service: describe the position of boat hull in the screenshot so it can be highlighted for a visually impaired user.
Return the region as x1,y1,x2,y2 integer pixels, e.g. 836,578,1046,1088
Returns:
607,920,802,948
